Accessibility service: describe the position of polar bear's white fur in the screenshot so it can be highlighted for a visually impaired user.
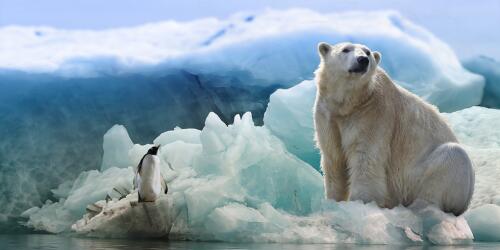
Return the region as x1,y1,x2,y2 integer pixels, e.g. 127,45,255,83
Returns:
313,42,474,215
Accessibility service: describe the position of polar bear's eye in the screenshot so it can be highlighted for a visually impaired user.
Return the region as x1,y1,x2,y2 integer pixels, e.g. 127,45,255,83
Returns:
366,50,371,56
342,48,350,53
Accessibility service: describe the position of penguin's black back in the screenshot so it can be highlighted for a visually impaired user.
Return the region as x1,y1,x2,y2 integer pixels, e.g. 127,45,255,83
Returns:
137,145,160,173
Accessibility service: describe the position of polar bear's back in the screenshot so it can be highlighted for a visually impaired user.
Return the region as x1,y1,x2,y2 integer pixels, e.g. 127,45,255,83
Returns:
373,68,462,204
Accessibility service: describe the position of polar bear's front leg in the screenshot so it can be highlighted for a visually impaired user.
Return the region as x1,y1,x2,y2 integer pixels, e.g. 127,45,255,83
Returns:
315,108,349,201
322,153,349,201
347,153,389,207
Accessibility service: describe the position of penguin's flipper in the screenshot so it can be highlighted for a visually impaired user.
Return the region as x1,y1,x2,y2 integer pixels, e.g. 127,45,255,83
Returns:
133,174,140,190
105,194,112,203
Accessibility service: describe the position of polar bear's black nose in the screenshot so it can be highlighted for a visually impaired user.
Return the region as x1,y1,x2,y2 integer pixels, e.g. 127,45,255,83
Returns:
357,56,369,67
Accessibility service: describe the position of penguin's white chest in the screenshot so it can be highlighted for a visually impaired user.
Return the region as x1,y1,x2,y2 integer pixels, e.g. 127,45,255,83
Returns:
136,155,162,202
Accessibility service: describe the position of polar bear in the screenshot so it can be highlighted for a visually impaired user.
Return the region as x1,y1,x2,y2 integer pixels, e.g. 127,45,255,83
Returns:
313,42,474,215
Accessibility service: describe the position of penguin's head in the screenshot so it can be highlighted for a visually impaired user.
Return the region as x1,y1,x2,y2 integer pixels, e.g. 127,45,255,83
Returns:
147,145,160,155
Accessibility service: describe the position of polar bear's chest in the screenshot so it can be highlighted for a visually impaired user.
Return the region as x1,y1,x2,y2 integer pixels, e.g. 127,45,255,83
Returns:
338,119,366,152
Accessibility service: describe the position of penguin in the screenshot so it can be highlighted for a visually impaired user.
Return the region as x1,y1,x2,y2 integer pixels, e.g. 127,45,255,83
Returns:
134,145,168,202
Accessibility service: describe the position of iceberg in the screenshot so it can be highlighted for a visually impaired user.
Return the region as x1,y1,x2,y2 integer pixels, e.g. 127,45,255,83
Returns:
24,110,494,244
463,56,500,108
0,9,486,231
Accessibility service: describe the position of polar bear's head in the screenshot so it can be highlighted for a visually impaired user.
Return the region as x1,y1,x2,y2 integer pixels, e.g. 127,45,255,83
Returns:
317,42,381,81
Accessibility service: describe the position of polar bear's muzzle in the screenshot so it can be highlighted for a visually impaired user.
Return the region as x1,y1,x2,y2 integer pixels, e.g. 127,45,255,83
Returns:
349,56,369,74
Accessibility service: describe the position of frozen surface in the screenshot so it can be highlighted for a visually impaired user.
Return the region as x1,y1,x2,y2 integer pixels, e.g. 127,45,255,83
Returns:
0,9,487,232
24,112,487,244
463,56,500,108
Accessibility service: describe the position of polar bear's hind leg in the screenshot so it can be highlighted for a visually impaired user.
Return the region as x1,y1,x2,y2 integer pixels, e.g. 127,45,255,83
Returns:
415,143,474,216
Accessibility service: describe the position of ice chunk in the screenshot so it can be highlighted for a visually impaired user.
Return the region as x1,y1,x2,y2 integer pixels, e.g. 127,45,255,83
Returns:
153,127,201,145
264,80,318,169
101,125,134,171
465,204,500,242
63,168,134,215
463,56,500,108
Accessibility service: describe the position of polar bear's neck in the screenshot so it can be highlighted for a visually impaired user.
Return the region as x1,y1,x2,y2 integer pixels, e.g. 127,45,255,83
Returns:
315,66,377,116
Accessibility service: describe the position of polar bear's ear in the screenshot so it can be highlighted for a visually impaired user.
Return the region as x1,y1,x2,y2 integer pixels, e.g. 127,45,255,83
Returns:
373,51,381,64
318,42,331,58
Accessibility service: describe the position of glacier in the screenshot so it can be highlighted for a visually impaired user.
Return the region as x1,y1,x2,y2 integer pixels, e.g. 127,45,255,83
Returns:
0,9,491,238
23,110,493,244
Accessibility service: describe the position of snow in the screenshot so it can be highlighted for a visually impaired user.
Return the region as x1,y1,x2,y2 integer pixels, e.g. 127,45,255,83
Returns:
445,107,500,209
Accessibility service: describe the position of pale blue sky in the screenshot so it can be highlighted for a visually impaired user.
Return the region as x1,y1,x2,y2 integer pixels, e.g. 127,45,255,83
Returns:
1,0,499,59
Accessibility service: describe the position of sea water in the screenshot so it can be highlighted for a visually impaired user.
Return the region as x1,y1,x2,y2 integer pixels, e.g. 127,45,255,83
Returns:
0,235,499,250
